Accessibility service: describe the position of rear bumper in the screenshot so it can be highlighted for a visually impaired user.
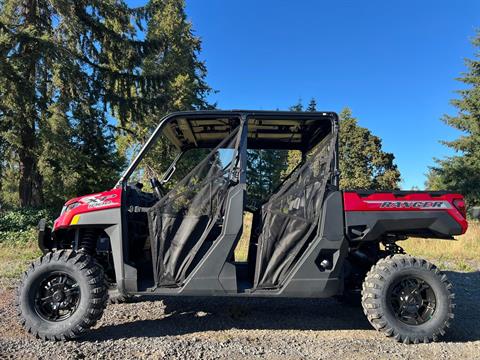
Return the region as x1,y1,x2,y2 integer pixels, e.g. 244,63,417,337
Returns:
37,219,53,254
345,210,464,241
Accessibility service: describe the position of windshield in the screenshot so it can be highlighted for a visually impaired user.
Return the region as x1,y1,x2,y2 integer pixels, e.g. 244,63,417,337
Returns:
128,117,239,191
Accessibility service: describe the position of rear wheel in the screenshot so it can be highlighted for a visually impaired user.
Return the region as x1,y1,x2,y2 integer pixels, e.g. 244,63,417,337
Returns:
361,255,454,344
17,250,107,340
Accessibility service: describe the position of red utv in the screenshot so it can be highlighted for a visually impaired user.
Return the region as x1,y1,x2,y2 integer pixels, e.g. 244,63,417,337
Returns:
17,111,467,342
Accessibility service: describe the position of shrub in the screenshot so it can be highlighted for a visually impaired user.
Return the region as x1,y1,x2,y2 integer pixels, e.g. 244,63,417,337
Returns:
0,207,57,232
0,228,38,245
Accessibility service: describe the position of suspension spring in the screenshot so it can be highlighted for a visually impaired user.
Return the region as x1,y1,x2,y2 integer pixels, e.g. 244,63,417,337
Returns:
78,229,97,254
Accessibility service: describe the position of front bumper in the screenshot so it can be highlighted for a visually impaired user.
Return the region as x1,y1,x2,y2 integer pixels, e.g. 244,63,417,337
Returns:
38,219,53,254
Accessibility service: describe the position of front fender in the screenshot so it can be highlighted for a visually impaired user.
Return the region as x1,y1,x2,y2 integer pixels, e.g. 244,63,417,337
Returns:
37,208,136,296
37,218,53,254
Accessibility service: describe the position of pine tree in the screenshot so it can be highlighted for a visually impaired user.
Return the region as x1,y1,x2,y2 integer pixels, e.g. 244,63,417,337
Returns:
287,100,400,190
0,0,50,206
339,108,400,190
116,0,212,180
0,0,171,207
306,98,317,112
290,99,303,112
426,30,480,206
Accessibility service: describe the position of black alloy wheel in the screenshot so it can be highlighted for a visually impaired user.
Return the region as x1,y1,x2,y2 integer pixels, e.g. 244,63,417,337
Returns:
388,276,436,325
34,272,81,322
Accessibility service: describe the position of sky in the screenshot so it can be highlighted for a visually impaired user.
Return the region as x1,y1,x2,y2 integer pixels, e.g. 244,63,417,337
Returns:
129,0,480,189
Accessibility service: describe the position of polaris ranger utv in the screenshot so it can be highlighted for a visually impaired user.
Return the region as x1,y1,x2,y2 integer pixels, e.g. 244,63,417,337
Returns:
17,111,468,343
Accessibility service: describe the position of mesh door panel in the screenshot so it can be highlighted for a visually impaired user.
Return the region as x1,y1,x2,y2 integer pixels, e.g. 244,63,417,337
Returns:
147,127,240,287
254,132,336,289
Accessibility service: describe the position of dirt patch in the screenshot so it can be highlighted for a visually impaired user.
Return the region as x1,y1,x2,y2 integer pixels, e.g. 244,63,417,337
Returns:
1,271,479,359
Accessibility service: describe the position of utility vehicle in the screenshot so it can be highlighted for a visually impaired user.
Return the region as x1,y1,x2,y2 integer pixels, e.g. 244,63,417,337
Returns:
17,111,468,343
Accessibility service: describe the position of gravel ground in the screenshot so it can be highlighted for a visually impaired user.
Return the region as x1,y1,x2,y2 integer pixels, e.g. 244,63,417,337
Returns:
1,270,479,360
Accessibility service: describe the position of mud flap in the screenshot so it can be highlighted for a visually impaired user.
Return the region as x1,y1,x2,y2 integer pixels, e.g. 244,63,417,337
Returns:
37,219,53,254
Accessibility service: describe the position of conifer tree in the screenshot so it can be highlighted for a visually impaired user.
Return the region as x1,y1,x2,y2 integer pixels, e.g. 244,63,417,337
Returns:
426,30,480,206
116,0,212,179
290,100,303,112
287,100,401,190
0,0,188,207
306,98,317,112
339,108,400,190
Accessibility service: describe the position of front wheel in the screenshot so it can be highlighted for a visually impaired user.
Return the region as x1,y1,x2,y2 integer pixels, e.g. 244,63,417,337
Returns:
17,250,108,340
361,255,454,344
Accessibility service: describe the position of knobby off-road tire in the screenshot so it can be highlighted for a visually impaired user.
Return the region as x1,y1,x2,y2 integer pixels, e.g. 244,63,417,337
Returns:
17,250,108,341
361,255,454,344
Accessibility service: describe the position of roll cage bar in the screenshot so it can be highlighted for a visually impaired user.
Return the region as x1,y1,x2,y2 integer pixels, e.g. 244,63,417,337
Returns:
116,110,340,188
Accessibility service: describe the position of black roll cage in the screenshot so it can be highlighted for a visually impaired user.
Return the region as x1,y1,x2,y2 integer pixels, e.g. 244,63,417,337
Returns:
116,110,340,189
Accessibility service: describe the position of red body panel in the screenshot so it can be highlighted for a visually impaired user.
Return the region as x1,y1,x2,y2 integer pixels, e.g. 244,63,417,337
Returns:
53,188,122,231
343,192,468,234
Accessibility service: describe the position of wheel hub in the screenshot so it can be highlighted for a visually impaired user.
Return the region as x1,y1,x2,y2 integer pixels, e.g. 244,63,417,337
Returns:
389,276,436,325
52,290,64,302
34,272,81,322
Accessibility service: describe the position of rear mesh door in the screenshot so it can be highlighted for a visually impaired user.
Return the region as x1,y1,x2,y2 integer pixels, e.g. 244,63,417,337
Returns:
253,132,336,289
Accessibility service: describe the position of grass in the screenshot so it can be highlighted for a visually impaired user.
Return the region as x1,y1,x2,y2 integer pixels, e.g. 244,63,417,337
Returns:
402,220,480,271
234,212,252,262
0,237,40,282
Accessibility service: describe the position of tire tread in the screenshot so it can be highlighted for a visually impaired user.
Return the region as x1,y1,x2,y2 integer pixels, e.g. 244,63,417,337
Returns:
361,254,454,344
17,250,107,341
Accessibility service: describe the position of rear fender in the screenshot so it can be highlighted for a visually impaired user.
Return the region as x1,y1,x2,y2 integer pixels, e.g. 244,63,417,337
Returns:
343,192,468,241
37,219,53,254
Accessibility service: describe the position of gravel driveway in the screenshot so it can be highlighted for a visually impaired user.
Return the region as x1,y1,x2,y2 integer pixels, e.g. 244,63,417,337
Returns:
1,270,479,359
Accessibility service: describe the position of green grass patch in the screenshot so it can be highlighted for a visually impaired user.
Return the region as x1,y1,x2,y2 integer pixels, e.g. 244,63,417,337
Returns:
0,229,41,280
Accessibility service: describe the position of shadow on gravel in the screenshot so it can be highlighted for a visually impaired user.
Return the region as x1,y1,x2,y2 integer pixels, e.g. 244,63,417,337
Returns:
85,297,370,342
442,271,480,343
84,271,480,343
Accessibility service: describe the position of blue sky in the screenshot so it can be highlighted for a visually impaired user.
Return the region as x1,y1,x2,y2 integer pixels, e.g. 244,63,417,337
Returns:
129,0,480,189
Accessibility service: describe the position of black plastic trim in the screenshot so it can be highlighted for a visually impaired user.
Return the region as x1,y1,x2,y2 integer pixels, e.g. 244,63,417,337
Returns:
345,211,463,241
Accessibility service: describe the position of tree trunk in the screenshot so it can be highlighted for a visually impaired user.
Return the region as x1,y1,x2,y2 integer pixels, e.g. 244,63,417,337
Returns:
18,0,43,207
19,152,34,207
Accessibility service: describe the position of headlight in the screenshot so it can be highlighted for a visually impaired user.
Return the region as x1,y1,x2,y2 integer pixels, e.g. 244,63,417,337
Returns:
63,202,80,214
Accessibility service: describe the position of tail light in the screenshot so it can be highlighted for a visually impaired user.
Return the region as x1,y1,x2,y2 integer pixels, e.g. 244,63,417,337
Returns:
453,198,467,218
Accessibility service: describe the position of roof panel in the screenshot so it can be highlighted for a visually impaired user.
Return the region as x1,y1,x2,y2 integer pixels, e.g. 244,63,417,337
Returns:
159,111,335,151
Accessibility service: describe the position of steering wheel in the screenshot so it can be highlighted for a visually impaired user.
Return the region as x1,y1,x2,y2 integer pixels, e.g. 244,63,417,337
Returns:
150,177,166,199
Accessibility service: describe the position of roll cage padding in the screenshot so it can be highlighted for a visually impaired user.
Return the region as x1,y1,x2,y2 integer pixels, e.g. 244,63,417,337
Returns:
146,126,242,287
253,131,336,289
